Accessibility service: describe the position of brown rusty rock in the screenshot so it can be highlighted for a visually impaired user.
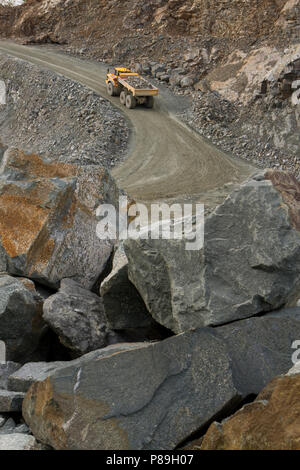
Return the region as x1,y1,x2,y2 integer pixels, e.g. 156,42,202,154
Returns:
0,148,120,288
200,373,300,450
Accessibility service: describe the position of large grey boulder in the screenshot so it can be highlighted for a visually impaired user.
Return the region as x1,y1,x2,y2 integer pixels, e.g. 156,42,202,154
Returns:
124,170,300,333
43,279,110,356
100,245,156,330
0,148,120,289
0,274,47,362
22,308,300,450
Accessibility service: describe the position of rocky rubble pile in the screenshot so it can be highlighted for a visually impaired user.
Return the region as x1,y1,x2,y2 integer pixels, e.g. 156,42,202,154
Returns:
0,151,300,448
137,44,300,178
0,54,129,169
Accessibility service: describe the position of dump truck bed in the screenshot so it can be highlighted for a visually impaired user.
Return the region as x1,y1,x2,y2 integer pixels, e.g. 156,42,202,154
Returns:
118,74,158,97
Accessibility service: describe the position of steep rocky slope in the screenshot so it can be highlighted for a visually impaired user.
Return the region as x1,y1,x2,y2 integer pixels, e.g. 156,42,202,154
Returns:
0,0,299,175
0,55,129,168
0,1,297,60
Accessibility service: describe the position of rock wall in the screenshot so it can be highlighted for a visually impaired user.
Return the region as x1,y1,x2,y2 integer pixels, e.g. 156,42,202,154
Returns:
0,0,292,43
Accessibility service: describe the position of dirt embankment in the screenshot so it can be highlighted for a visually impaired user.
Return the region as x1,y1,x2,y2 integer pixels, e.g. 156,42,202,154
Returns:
0,54,129,169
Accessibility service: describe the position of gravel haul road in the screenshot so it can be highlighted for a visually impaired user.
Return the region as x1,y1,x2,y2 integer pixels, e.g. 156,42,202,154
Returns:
0,41,255,209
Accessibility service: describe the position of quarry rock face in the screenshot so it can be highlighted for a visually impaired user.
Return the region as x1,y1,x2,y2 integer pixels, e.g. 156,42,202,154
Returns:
205,44,300,105
200,367,300,450
124,171,300,333
43,279,110,356
0,274,46,363
0,148,118,289
22,308,300,450
0,0,290,44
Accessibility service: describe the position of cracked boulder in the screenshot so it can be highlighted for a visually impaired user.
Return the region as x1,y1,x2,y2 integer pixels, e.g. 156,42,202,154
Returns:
0,148,119,289
0,274,46,363
43,279,111,356
124,170,300,333
22,308,300,450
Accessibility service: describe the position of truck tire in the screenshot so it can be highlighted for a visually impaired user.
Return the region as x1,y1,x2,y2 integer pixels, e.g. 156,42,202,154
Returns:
146,96,154,108
115,85,122,96
126,94,137,109
120,91,127,105
107,82,115,96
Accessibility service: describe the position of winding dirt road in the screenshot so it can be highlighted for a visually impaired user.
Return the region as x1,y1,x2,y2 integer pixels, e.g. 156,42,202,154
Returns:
0,41,255,209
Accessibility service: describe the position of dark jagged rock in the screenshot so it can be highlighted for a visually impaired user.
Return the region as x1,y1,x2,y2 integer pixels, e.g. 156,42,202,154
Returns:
22,308,300,450
43,279,110,356
0,274,46,363
124,171,300,333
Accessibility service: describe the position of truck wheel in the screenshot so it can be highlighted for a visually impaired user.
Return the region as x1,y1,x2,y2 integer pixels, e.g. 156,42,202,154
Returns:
126,94,137,109
115,85,122,96
120,91,127,105
146,96,154,108
107,82,115,96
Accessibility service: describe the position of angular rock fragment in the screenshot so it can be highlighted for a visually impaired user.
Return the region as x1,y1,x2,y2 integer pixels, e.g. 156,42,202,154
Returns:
0,274,46,362
0,417,16,435
0,362,21,389
124,171,300,333
43,279,110,355
8,361,68,393
0,390,25,412
0,434,48,450
0,148,120,289
22,308,300,450
0,417,30,436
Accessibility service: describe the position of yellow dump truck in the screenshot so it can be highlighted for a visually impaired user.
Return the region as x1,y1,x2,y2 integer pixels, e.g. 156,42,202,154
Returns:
106,67,159,109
